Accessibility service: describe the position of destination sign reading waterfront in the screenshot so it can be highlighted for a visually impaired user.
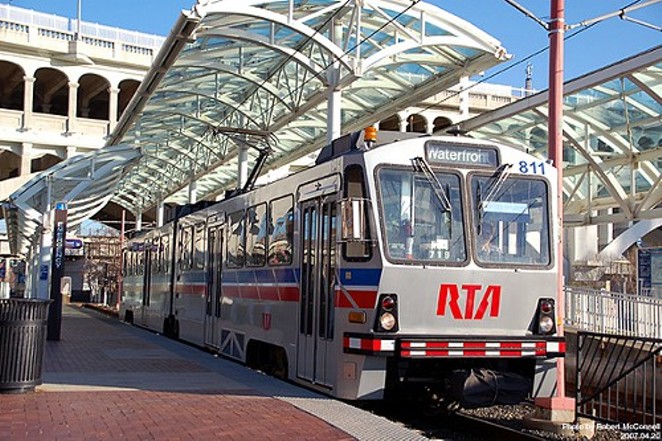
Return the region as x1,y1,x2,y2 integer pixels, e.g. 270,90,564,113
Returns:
425,142,499,168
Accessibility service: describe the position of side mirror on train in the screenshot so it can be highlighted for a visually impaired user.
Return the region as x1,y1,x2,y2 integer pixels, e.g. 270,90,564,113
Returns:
340,198,368,242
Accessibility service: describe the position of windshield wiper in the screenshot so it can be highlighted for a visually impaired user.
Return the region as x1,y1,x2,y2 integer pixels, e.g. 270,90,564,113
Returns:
477,163,512,233
483,163,513,205
411,156,451,212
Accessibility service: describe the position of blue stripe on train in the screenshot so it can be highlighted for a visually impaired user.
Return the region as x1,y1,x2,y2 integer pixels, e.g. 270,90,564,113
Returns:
337,268,381,286
241,267,380,286
180,267,381,287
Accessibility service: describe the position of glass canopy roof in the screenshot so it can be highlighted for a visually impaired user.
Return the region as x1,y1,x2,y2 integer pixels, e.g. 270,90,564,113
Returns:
4,146,140,256
5,0,510,256
7,2,660,260
108,0,509,212
459,45,661,228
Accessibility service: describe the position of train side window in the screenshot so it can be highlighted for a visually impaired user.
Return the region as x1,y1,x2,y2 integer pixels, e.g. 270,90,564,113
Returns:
227,210,245,268
194,224,205,270
124,251,130,276
268,195,293,266
161,235,170,274
180,226,193,271
136,248,144,275
153,237,161,273
122,250,129,276
246,203,267,267
343,165,372,261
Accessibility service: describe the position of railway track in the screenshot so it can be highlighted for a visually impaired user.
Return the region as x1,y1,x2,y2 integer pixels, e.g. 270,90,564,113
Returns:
357,402,551,440
450,411,547,440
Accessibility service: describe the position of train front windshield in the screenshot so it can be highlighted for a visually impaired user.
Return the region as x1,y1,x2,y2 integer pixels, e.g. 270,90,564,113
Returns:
471,175,551,266
378,168,466,263
378,167,552,266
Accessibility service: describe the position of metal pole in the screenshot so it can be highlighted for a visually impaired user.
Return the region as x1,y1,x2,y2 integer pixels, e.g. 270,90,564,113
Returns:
117,209,125,310
76,0,82,41
548,0,568,401
326,19,342,145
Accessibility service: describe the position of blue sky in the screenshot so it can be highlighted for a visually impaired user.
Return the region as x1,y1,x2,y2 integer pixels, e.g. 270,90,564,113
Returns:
3,0,660,89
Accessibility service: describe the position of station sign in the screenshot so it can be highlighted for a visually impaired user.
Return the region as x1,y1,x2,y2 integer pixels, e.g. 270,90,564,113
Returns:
65,238,83,249
49,202,67,341
64,238,84,256
425,142,499,168
639,248,662,299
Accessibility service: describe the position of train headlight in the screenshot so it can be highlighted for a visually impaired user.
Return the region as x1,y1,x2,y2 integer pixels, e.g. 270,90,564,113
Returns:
379,313,396,331
539,316,554,334
374,294,399,332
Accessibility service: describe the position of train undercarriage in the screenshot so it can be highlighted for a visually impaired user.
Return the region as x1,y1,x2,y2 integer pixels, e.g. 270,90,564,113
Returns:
384,357,536,412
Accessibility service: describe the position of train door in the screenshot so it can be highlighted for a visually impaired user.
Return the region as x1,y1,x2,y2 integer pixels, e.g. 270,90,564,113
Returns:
141,241,153,324
297,176,339,387
204,224,223,349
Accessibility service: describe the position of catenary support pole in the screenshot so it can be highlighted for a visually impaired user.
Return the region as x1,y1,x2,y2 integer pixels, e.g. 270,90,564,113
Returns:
532,0,576,419
117,209,125,310
548,0,567,401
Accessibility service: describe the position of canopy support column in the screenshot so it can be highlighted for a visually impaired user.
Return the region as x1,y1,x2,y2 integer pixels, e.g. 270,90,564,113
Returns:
157,201,164,227
188,181,197,205
135,211,142,232
35,214,52,300
35,177,54,300
237,145,249,189
326,20,342,144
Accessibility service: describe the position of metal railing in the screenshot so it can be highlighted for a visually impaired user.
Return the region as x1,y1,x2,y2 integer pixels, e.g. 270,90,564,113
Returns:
565,287,662,339
0,3,165,49
576,331,661,424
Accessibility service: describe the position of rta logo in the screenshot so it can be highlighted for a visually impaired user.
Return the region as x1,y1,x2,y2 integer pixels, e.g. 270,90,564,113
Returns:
436,284,501,319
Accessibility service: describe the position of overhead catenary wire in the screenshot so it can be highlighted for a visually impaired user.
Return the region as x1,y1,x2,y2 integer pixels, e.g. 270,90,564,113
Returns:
133,0,426,206
170,0,425,197
225,0,424,134
216,0,354,134
129,0,356,205
421,0,659,124
185,0,420,179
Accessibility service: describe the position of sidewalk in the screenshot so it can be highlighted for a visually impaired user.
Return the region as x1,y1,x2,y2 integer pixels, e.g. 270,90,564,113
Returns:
1,305,422,441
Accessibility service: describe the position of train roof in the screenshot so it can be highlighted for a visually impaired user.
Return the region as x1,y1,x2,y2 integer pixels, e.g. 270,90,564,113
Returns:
315,130,425,165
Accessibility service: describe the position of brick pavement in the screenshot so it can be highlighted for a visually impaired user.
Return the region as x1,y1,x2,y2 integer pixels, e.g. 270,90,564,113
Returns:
0,390,353,440
0,305,355,441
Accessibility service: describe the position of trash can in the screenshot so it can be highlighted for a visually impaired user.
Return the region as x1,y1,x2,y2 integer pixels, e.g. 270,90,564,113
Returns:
0,298,51,393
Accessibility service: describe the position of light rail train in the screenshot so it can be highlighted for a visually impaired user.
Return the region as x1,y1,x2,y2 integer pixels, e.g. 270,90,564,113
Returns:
121,130,565,409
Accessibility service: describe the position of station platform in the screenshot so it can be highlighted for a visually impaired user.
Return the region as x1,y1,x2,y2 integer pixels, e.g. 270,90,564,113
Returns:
0,305,428,441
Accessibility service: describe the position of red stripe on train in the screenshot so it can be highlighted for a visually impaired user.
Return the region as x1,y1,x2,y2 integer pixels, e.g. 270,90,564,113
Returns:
172,284,378,309
335,289,378,309
222,285,300,302
175,284,206,295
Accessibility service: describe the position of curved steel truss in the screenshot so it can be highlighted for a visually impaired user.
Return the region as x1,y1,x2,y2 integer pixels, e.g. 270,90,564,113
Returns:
460,46,661,228
109,0,508,213
3,146,140,256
